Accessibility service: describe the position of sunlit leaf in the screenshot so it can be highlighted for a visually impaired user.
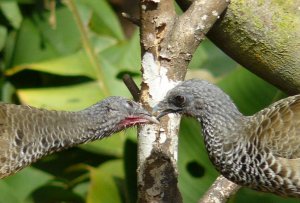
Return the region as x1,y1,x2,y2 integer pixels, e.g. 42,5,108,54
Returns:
11,18,58,66
4,167,52,201
0,2,22,29
34,7,81,55
101,30,141,72
87,160,125,203
6,51,96,79
82,0,125,40
10,7,81,67
17,81,104,111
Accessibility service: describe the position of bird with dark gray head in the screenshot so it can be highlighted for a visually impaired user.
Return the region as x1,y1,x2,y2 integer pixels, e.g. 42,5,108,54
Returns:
0,96,158,179
156,79,300,198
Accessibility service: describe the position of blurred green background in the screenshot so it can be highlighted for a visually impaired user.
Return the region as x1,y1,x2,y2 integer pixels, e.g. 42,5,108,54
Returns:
0,0,298,202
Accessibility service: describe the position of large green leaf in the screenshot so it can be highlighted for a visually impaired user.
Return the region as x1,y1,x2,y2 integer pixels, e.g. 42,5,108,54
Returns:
98,55,132,96
10,18,58,66
0,25,7,51
80,133,126,157
218,67,285,115
0,2,22,29
101,30,141,72
3,167,53,202
33,6,81,55
17,81,104,111
189,40,238,76
6,51,96,79
87,160,125,203
81,0,125,40
9,6,81,67
0,181,21,203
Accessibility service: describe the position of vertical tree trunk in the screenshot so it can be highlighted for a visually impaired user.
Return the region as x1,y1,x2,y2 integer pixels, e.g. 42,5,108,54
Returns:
137,0,230,202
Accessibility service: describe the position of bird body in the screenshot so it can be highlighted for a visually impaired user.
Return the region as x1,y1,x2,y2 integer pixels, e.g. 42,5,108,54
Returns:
156,79,300,197
0,96,158,178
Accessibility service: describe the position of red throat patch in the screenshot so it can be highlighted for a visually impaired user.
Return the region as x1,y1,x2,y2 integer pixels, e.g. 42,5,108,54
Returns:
119,116,152,128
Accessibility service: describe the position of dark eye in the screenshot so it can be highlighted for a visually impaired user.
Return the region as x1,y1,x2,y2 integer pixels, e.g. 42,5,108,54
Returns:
174,95,186,107
126,101,134,108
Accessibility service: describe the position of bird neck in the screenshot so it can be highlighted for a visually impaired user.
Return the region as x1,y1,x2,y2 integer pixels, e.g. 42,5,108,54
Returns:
62,111,119,145
196,102,245,159
33,110,119,153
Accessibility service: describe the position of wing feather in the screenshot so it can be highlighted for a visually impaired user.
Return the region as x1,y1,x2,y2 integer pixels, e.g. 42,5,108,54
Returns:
249,95,300,159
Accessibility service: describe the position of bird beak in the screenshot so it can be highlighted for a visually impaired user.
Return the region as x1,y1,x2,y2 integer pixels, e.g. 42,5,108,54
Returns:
156,109,178,119
141,114,160,124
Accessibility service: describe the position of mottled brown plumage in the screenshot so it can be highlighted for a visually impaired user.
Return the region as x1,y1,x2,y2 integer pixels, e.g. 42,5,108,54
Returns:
0,96,158,179
156,79,300,197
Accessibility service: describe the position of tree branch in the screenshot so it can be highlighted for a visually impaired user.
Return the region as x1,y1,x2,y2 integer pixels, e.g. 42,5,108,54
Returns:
198,176,241,203
177,0,300,95
138,0,229,202
122,74,140,101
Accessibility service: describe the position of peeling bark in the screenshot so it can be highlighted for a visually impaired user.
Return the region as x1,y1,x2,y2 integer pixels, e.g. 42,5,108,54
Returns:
137,0,230,202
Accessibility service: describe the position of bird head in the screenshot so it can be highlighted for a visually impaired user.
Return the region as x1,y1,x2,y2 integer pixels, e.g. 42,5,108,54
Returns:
85,96,159,134
155,79,238,120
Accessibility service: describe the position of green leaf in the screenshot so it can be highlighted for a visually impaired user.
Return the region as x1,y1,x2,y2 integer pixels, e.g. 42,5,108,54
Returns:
10,7,81,67
0,182,21,203
4,167,52,201
0,25,7,51
11,18,58,66
0,2,22,29
81,127,137,160
189,40,237,76
218,67,284,115
87,160,125,203
17,81,104,111
90,33,118,53
28,184,84,203
82,0,125,40
98,55,132,97
80,132,126,157
101,30,141,72
6,51,96,79
34,7,81,55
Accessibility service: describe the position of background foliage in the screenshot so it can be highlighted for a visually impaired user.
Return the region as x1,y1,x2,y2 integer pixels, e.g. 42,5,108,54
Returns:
0,0,298,202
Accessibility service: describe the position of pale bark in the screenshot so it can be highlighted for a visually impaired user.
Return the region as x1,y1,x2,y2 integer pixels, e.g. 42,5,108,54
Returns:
198,176,241,203
137,0,230,202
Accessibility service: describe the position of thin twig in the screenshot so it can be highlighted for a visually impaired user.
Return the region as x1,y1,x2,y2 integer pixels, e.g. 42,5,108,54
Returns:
122,74,140,101
121,12,141,26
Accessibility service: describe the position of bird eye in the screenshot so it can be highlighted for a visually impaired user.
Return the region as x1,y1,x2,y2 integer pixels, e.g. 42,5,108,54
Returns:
174,95,186,107
126,101,134,108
